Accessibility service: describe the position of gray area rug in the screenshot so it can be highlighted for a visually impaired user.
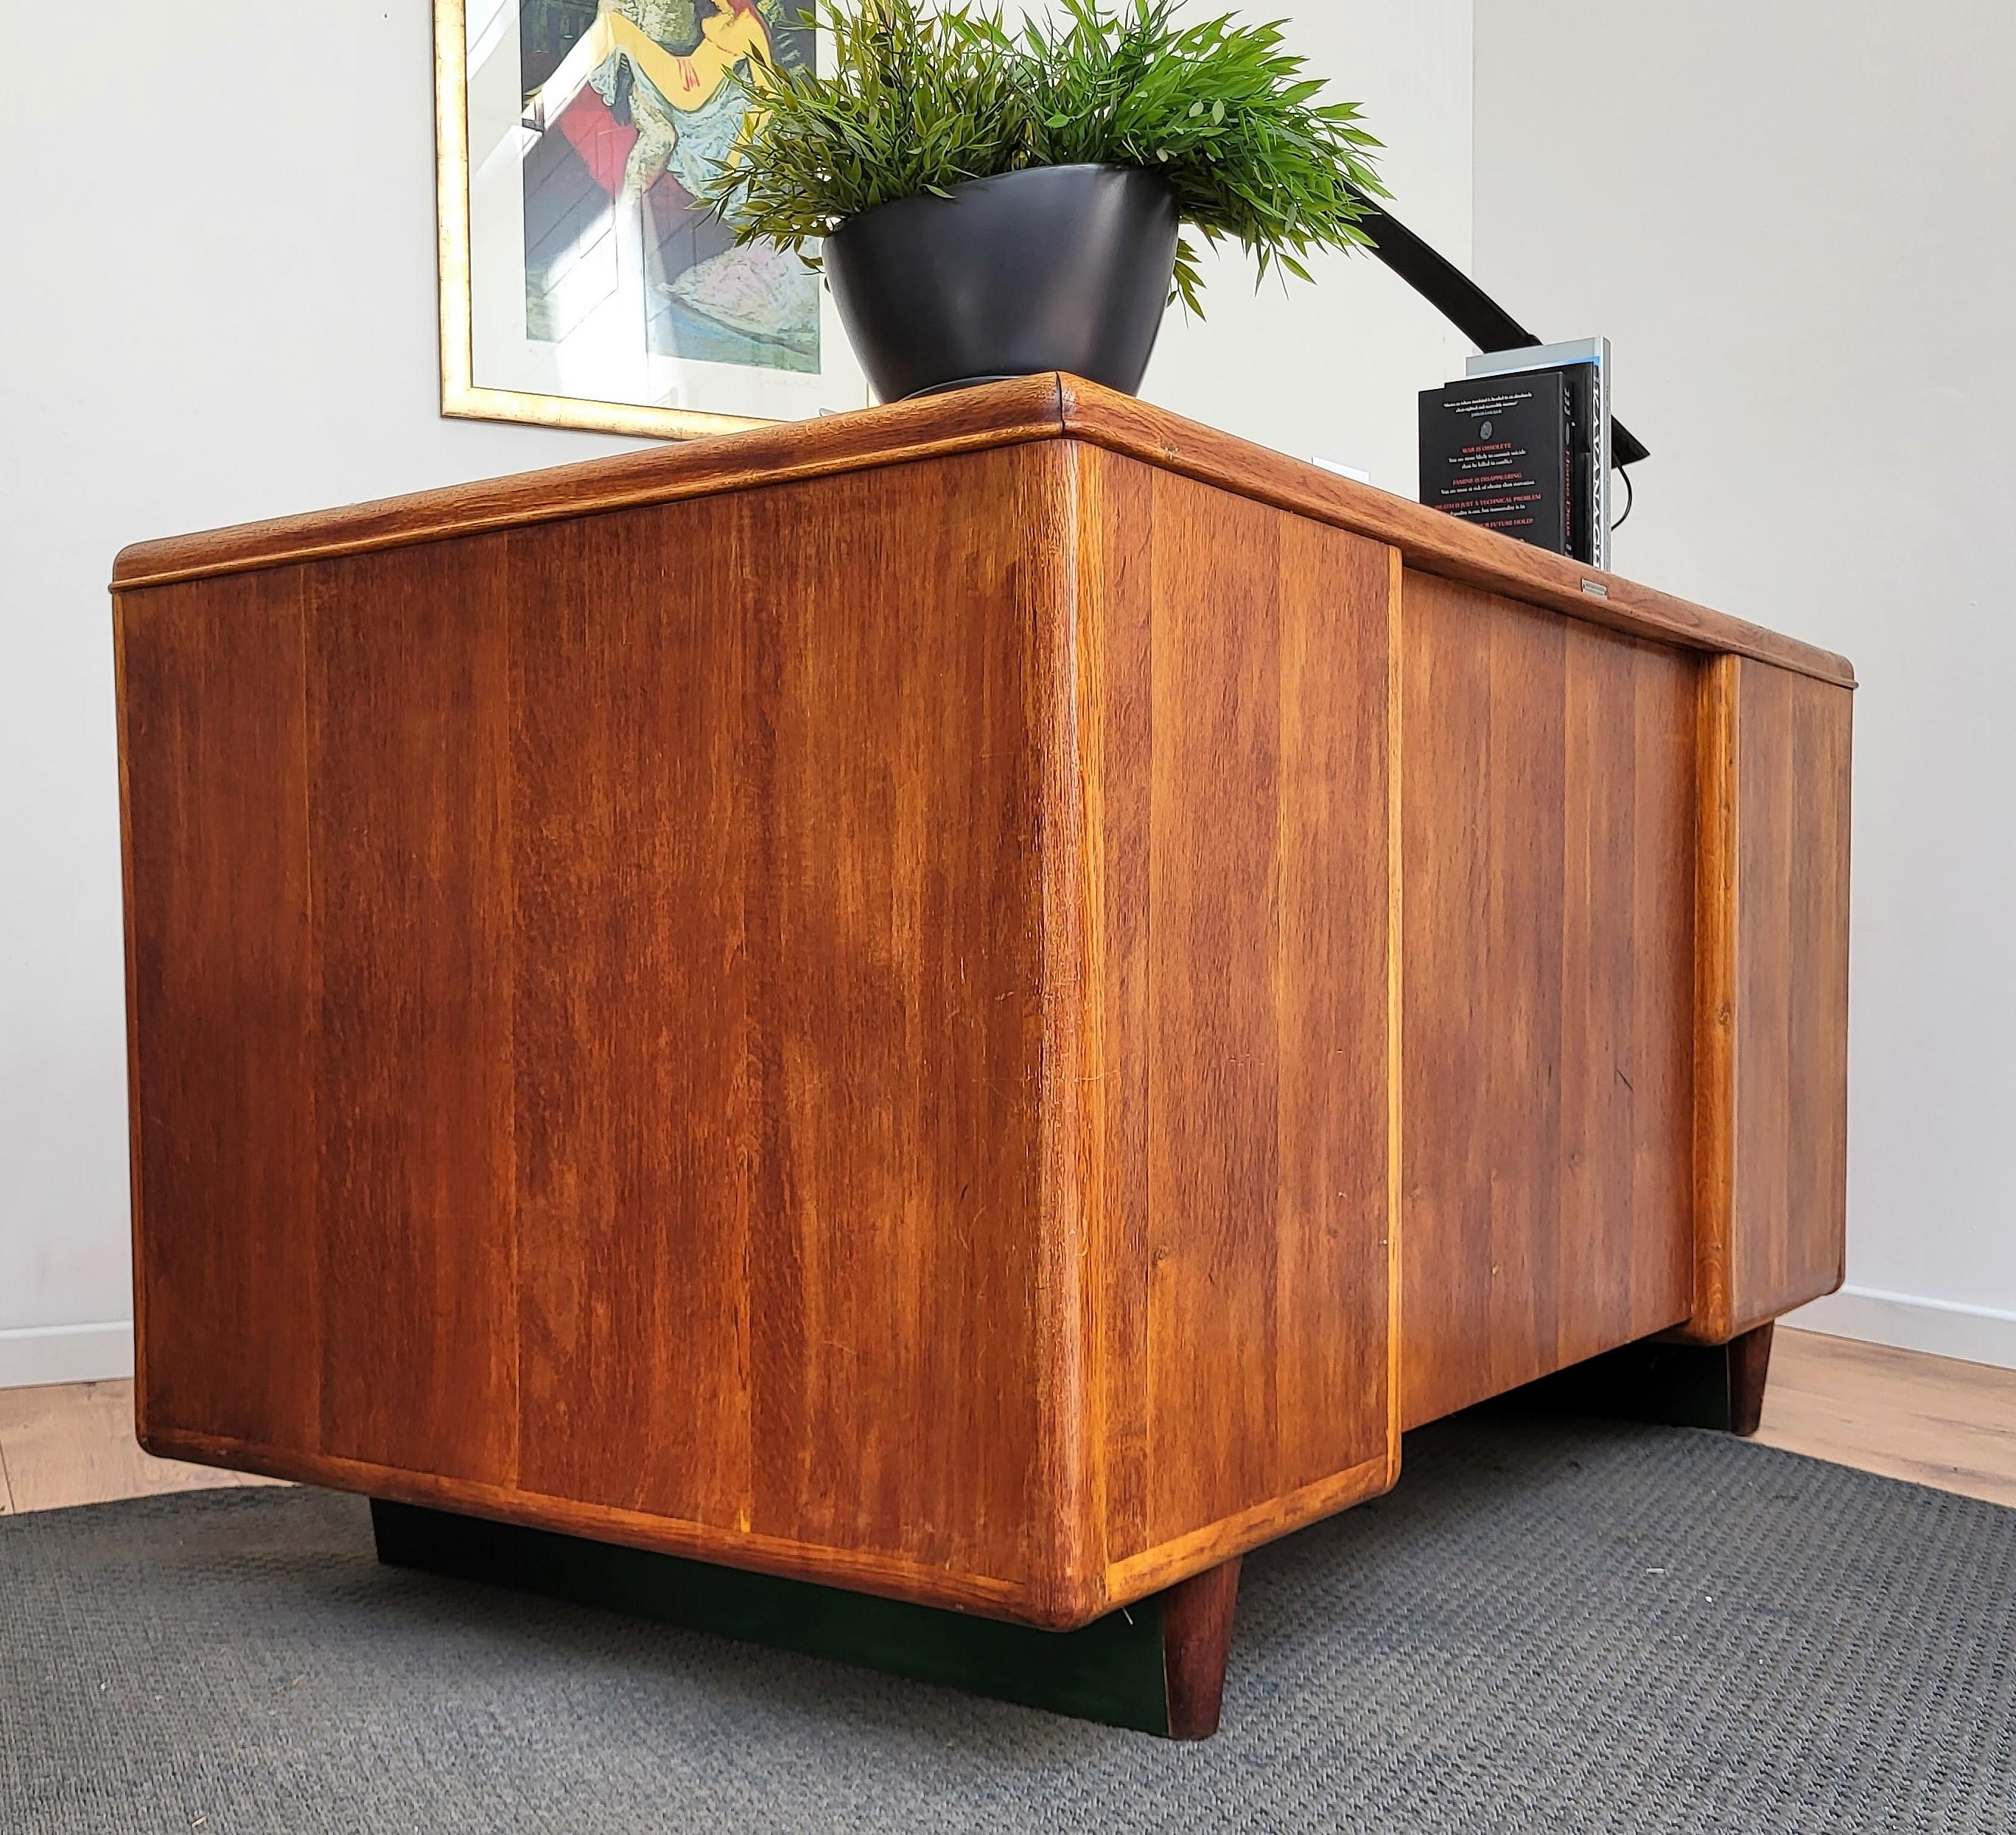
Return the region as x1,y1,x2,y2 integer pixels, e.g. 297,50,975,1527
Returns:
3,1411,2012,1834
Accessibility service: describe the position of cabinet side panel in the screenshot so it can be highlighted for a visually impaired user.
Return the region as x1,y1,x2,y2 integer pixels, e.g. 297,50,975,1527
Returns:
126,447,1070,1619
1687,657,1852,1340
1084,452,1394,1578
503,508,755,1532
305,542,519,1483
508,447,1055,1590
1401,574,1696,1427
119,570,320,1452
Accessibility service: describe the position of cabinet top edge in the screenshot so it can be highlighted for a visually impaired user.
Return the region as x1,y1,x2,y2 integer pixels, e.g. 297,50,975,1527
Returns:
109,370,1853,689
109,372,1073,593
1057,381,1855,690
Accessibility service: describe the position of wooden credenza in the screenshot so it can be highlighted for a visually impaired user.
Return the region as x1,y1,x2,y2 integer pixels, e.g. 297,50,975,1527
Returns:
113,375,1851,1736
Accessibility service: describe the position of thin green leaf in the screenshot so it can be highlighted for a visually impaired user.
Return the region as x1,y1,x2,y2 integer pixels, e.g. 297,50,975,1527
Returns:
695,0,1385,319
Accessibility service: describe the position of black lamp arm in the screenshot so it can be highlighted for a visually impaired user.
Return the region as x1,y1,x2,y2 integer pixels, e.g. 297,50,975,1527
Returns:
1356,202,1650,469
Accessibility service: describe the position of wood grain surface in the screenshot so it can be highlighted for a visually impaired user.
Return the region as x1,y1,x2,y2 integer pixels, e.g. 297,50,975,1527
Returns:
1685,656,1852,1341
1074,451,1397,1584
1398,574,1697,1428
118,567,322,1455
307,541,520,1484
114,402,1854,1633
119,437,1402,1627
123,444,1081,1620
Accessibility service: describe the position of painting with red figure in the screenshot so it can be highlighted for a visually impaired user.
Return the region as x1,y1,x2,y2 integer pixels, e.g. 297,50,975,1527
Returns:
519,0,819,372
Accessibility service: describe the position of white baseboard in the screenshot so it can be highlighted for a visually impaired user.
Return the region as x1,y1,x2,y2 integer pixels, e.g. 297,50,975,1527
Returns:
0,1320,136,1391
1784,1285,2016,1372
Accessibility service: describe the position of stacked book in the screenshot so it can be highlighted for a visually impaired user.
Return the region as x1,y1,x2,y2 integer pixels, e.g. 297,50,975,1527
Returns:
1418,340,1612,566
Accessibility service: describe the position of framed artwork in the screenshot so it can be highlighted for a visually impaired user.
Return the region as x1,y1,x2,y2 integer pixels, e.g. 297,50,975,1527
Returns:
435,0,869,439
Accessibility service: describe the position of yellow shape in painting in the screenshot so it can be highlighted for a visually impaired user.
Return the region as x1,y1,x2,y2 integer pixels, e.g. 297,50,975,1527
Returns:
537,4,770,124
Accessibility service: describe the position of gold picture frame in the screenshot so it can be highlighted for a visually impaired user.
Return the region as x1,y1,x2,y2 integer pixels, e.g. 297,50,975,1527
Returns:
433,0,864,441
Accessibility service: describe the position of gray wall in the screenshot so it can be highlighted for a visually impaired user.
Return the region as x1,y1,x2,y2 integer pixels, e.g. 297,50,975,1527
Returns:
1476,2,2016,1363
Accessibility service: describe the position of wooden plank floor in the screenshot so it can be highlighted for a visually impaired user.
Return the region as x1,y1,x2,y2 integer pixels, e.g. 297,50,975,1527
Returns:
1752,1327,2016,1508
0,1379,284,1514
1,1329,2012,1517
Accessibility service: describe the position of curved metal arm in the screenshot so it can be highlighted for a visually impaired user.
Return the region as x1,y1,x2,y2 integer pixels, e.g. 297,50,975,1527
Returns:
1358,203,1649,469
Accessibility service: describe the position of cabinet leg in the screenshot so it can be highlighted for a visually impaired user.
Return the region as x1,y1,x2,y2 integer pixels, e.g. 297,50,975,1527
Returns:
1518,1321,1777,1436
1725,1321,1774,1437
1161,1557,1242,1740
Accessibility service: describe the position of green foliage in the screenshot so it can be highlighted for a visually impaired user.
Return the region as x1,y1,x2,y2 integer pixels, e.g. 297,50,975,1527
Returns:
699,0,1387,315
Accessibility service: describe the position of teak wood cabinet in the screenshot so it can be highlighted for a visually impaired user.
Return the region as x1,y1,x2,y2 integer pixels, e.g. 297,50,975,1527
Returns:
113,376,1852,1735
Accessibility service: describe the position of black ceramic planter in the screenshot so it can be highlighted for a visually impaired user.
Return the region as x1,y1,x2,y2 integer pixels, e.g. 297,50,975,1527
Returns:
822,164,1179,401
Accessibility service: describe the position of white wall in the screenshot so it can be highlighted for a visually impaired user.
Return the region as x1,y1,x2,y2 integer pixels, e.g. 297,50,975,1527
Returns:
0,1,1471,1387
1475,3,2016,1366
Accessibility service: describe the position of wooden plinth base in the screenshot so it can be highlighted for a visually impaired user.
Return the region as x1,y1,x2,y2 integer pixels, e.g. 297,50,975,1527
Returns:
1514,1322,1777,1437
371,1500,1239,1739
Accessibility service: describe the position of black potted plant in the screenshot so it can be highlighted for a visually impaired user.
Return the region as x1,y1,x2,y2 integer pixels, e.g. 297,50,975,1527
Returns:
701,0,1386,400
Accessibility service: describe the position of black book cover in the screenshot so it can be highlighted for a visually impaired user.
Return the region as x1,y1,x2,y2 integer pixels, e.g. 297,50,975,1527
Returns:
1418,374,1573,556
